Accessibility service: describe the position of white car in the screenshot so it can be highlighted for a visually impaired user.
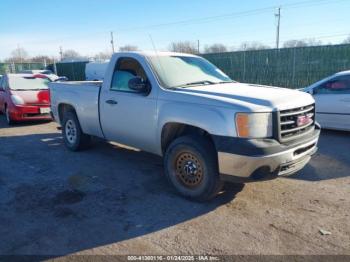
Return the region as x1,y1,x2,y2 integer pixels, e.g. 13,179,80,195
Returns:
85,62,109,81
19,70,60,81
303,71,350,131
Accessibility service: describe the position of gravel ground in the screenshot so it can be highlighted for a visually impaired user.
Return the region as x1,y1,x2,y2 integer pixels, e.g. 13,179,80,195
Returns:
0,116,349,257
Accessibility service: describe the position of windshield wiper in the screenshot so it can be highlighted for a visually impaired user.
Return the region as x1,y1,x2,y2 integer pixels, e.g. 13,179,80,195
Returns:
217,81,236,84
173,80,216,88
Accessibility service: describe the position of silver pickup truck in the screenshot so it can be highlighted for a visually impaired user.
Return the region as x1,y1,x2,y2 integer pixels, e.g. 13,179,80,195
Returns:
50,51,320,201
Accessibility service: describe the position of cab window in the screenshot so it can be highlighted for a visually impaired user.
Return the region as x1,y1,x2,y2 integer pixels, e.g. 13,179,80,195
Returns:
315,76,350,95
110,57,149,93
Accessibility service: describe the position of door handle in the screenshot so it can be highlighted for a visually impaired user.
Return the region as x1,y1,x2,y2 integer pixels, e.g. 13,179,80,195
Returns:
340,99,350,102
106,99,118,105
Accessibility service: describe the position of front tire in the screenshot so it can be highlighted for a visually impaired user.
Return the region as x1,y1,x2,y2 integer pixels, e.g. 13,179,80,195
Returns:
164,135,223,202
62,111,91,151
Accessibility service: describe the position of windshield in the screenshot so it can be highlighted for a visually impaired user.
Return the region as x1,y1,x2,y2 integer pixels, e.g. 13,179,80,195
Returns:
148,56,233,88
9,76,50,90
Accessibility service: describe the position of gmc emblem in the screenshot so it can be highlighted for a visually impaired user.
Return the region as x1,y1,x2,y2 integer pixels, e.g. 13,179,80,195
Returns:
297,114,312,127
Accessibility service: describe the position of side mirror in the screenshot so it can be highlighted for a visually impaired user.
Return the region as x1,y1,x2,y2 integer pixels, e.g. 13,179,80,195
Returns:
128,77,149,93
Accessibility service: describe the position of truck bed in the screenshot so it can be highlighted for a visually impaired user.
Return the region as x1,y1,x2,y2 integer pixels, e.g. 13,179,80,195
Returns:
52,81,103,87
49,81,104,138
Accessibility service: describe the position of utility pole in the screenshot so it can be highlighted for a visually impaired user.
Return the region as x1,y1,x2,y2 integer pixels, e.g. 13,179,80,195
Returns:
53,58,58,75
17,44,22,63
59,46,63,61
197,40,200,54
275,7,281,49
110,31,115,53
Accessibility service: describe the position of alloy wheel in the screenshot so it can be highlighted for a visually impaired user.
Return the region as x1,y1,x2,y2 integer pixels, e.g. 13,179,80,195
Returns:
65,119,77,144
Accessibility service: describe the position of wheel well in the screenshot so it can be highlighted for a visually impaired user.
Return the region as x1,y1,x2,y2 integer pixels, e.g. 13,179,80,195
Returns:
161,123,216,154
58,103,76,123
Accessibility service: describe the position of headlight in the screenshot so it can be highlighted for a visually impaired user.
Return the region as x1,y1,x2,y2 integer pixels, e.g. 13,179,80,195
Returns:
235,113,273,138
11,95,25,105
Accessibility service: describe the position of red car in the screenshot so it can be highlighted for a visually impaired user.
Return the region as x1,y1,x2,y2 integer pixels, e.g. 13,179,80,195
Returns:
0,74,52,125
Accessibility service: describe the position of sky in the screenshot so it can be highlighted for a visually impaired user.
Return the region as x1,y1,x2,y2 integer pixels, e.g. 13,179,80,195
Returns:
0,0,349,59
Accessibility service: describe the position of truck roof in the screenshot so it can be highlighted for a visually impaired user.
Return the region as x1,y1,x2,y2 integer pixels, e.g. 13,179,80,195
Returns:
334,70,350,76
112,51,198,58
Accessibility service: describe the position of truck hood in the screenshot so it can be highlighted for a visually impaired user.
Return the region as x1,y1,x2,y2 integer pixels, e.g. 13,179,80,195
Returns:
172,82,315,111
11,89,50,105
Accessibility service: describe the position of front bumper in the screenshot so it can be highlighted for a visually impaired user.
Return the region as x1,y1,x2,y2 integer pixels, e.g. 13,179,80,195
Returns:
9,105,52,121
214,125,320,182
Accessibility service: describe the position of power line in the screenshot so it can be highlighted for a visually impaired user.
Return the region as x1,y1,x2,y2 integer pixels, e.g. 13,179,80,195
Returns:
1,0,346,47
116,0,346,33
0,0,348,57
5,0,345,47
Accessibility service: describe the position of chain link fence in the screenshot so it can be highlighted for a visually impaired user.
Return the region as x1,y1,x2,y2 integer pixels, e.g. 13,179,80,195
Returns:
0,61,87,81
202,44,350,89
0,62,46,75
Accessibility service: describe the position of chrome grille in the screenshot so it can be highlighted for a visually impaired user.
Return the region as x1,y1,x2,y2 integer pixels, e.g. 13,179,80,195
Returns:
279,104,315,141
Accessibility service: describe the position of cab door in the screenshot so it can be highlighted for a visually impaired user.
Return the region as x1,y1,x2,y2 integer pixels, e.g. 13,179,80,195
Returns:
99,56,159,153
313,75,350,131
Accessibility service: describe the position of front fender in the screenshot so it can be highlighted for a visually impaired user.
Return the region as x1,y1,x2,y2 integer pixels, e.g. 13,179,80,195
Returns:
157,101,236,154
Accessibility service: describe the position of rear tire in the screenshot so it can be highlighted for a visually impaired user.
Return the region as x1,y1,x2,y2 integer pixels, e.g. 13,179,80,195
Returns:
62,111,91,151
164,135,223,202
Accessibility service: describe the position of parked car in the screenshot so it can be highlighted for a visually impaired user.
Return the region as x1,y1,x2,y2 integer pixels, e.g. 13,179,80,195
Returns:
85,62,109,81
302,70,350,131
0,74,52,124
50,52,320,201
19,69,66,82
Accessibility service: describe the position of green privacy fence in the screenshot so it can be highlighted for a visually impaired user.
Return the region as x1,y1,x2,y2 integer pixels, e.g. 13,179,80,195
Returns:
0,62,45,75
54,61,88,81
202,44,350,89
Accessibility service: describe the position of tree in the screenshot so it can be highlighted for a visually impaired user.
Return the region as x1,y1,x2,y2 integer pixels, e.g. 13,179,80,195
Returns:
62,49,82,60
119,45,138,52
238,41,270,51
94,51,112,61
6,47,29,63
31,55,54,64
283,38,322,48
204,43,228,53
169,41,197,54
343,35,350,44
